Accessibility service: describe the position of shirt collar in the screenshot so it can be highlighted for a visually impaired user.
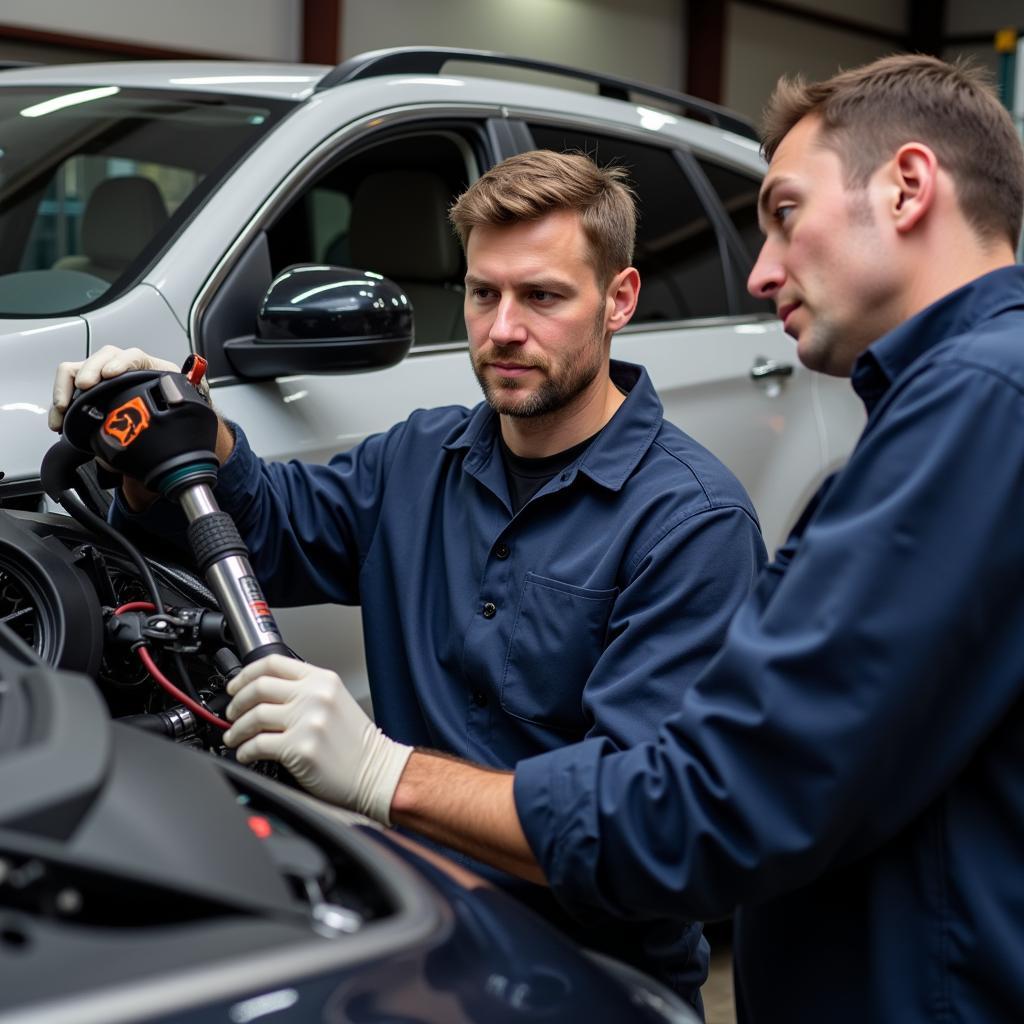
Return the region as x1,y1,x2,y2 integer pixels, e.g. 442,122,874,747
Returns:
851,265,1024,414
442,360,663,493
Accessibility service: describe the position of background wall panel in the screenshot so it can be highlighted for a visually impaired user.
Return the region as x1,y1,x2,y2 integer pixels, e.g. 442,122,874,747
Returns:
341,0,683,91
0,0,301,60
725,4,898,121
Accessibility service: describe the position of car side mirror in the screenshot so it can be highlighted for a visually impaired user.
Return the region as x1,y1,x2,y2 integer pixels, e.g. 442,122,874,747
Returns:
222,264,413,380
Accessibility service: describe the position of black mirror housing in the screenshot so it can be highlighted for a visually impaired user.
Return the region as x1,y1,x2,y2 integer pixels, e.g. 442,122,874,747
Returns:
223,264,414,380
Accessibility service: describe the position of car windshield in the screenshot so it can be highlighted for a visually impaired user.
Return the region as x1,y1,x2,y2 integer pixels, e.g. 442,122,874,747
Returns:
0,86,291,317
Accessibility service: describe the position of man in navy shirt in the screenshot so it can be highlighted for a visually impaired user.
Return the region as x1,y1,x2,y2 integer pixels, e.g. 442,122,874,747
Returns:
219,56,1024,1021
50,150,765,1006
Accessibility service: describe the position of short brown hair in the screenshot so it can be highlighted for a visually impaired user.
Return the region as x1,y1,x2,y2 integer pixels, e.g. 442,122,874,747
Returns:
449,150,637,285
761,54,1024,247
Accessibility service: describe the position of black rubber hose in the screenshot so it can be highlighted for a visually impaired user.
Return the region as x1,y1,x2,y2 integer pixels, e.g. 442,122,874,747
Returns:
57,490,202,705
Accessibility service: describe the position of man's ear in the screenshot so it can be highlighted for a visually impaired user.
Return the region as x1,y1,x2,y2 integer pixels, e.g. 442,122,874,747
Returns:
606,267,641,334
889,142,938,234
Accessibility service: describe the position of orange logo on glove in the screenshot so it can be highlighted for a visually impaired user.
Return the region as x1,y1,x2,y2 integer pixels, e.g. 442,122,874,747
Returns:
103,396,151,447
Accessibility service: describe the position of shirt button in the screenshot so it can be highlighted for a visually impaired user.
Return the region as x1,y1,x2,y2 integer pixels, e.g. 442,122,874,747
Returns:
482,601,497,619
471,689,489,707
495,542,510,560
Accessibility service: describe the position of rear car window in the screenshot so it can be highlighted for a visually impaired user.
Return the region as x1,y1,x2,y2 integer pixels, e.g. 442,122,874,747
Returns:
528,122,731,323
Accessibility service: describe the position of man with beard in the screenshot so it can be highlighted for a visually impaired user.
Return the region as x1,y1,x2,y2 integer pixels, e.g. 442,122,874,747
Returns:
50,150,765,1007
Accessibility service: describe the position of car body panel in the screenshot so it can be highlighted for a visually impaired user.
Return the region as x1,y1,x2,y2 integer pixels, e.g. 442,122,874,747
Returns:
0,317,87,484
82,281,190,366
0,61,331,100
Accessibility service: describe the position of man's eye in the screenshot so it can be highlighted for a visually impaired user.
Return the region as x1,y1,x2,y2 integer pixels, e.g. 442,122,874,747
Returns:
530,290,555,302
774,205,795,225
471,287,494,300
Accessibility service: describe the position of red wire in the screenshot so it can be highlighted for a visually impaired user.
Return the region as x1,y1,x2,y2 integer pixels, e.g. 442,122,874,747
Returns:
112,601,230,731
137,647,230,730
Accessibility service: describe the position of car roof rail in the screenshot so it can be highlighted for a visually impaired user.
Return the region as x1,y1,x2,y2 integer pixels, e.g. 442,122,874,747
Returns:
316,46,759,142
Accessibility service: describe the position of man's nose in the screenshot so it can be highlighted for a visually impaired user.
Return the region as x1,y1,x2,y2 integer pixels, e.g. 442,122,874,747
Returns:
490,297,528,345
747,242,784,301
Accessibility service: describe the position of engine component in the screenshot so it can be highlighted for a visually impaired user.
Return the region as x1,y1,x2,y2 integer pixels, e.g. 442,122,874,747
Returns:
0,513,103,676
106,605,229,655
60,365,291,666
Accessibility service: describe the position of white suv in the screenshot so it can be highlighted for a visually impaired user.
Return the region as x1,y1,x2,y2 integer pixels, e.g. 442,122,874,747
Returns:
0,48,864,703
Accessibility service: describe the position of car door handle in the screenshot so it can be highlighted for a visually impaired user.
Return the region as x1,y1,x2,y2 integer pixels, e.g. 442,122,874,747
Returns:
750,358,794,381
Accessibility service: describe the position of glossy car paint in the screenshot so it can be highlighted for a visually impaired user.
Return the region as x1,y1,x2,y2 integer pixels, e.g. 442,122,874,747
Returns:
0,673,698,1024
0,318,87,476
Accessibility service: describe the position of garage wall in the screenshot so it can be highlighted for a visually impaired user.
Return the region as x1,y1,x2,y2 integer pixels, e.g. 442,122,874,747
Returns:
724,5,900,122
948,0,1023,35
340,0,683,91
944,0,1024,78
720,1,1018,123
787,0,905,33
0,0,301,60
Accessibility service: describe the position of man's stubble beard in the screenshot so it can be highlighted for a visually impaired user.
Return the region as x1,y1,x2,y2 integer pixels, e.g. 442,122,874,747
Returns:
473,308,608,419
798,188,879,377
798,313,843,375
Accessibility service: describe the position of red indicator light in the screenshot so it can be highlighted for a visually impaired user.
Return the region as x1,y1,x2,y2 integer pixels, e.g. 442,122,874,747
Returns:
247,814,273,839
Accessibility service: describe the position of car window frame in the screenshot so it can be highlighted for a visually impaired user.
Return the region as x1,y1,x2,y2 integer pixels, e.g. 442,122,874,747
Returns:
684,147,778,321
682,148,766,267
192,103,517,384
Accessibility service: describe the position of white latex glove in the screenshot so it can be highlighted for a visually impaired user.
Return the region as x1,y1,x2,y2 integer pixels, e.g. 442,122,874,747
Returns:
223,655,413,826
50,345,181,432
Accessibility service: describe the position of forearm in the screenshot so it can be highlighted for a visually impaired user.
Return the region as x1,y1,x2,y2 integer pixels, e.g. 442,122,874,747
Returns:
390,750,546,885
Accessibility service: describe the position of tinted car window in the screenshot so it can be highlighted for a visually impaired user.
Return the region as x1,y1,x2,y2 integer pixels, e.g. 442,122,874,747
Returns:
529,123,730,322
266,129,480,346
697,158,763,264
0,89,289,317
695,156,773,316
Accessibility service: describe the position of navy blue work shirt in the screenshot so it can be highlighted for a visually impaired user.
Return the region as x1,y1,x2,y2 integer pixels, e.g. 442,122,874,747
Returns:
115,359,765,1001
515,268,1024,1023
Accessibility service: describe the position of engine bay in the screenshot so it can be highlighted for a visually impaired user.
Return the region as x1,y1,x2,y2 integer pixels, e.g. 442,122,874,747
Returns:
0,494,439,1022
1,506,241,748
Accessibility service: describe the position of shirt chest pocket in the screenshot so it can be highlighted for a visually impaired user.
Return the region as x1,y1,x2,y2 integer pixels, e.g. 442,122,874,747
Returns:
500,571,618,732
